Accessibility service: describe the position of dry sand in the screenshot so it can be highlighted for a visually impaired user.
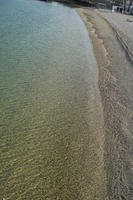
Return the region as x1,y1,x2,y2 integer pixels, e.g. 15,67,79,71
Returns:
77,8,133,200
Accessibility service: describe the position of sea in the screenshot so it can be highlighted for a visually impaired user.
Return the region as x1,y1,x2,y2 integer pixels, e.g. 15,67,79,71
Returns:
0,0,107,199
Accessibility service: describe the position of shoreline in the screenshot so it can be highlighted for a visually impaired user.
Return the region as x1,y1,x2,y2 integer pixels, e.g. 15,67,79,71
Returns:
77,8,133,199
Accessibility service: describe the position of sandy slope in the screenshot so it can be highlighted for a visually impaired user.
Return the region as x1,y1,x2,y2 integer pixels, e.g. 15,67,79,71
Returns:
77,8,133,200
97,9,133,57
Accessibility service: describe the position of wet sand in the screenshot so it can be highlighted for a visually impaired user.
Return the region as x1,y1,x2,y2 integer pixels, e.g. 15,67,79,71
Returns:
77,8,133,200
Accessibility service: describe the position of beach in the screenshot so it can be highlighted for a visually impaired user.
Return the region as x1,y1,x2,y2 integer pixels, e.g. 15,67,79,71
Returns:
0,0,133,198
77,8,133,200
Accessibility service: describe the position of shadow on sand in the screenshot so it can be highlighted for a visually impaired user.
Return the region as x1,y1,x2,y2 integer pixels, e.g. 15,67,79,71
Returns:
38,0,92,8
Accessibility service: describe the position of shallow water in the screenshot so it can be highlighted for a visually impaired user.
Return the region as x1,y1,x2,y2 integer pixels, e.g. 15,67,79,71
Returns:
0,0,107,199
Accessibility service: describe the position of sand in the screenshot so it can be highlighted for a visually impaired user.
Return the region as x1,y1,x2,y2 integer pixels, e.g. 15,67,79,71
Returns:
77,8,133,200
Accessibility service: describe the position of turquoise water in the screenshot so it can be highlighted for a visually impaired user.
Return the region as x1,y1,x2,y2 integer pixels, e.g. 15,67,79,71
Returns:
0,0,107,199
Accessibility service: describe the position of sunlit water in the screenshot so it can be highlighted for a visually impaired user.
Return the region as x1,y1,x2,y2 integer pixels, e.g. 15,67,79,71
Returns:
0,0,107,199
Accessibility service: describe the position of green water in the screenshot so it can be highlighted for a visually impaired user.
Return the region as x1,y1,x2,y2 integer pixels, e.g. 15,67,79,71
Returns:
0,0,107,199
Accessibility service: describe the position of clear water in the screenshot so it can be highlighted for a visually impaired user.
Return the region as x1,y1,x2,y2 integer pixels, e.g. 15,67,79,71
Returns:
0,0,107,199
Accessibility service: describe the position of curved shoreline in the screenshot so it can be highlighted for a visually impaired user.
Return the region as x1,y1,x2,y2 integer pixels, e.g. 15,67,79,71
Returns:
77,8,133,200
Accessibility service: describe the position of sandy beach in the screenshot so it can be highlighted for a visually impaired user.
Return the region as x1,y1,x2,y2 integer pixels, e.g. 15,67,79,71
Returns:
77,8,133,200
1,1,133,198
